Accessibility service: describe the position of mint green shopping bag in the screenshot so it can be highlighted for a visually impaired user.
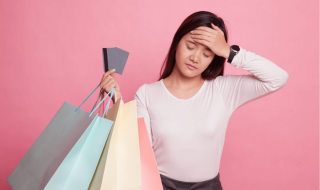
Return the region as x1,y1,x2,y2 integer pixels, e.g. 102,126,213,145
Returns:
43,86,115,190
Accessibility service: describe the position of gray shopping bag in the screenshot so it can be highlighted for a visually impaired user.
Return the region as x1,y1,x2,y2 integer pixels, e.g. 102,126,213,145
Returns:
6,84,115,190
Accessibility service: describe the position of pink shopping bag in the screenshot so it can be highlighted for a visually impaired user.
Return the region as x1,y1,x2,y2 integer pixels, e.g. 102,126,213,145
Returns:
137,117,163,190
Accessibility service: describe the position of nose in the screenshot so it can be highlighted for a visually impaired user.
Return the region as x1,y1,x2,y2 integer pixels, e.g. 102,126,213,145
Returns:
190,50,201,63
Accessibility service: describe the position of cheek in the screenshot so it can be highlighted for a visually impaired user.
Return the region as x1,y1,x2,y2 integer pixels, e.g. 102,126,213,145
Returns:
201,60,213,70
175,50,187,65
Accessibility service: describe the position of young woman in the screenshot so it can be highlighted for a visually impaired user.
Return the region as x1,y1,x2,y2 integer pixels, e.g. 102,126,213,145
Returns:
100,11,289,190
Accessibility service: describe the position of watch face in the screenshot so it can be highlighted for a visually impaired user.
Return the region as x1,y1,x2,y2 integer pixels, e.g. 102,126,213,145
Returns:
231,45,240,52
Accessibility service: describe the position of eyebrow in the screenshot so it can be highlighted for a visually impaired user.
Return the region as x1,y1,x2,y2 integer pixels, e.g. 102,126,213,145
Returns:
188,40,212,51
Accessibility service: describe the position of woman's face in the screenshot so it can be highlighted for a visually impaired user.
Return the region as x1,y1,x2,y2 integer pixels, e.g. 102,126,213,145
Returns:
174,32,215,78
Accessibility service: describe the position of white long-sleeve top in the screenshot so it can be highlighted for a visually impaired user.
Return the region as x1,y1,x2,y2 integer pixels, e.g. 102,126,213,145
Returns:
123,46,289,182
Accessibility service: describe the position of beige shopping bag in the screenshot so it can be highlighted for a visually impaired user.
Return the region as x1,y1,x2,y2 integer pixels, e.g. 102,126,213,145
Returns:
100,99,141,190
88,91,122,190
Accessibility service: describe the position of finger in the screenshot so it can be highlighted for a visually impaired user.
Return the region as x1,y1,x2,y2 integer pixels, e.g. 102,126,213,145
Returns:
193,26,214,34
193,38,210,47
103,69,116,77
210,23,222,32
110,73,115,77
103,70,115,79
191,34,211,43
101,70,115,84
100,75,113,87
190,29,212,37
101,82,112,93
107,68,116,74
105,77,115,87
105,80,115,92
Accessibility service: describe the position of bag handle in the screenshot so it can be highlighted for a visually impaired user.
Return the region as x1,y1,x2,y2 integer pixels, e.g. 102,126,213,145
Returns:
75,84,115,118
89,88,114,118
89,89,102,115
90,89,108,117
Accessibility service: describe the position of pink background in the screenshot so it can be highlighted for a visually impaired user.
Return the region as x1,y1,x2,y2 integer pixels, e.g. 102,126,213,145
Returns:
0,0,318,189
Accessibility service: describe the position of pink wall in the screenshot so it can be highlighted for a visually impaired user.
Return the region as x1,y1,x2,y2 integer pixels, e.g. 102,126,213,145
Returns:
0,0,318,189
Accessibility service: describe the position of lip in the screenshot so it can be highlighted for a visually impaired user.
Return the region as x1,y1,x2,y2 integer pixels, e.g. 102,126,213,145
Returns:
186,64,197,70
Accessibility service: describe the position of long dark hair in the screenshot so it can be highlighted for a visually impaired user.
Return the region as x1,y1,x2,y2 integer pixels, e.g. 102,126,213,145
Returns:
158,11,229,81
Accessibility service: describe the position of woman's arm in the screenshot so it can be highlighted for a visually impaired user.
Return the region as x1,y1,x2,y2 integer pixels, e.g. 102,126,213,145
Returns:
215,46,289,114
134,84,153,146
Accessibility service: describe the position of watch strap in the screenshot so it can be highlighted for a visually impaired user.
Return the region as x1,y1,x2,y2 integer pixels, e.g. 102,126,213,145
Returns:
227,45,240,64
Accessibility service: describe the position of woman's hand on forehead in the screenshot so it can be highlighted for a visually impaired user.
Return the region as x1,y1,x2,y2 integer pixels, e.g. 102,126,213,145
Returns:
189,23,230,58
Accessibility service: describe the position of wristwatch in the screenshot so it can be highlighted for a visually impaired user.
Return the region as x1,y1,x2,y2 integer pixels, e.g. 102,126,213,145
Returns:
227,45,240,63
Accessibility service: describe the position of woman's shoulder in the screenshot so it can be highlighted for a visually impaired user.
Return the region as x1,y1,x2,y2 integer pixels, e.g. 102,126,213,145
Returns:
211,74,254,88
135,80,162,95
206,74,241,86
204,76,221,86
204,75,238,92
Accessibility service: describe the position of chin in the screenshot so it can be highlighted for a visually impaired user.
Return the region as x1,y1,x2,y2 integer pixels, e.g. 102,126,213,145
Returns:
181,69,199,78
175,62,200,78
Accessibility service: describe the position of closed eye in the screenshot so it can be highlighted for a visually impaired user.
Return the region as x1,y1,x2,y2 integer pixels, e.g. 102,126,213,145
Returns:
186,45,209,58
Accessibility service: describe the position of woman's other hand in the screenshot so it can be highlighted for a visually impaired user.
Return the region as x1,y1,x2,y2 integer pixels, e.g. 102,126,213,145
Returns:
100,69,122,104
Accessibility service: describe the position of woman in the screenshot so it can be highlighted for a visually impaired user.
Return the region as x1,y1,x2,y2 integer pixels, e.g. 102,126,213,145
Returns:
99,11,289,190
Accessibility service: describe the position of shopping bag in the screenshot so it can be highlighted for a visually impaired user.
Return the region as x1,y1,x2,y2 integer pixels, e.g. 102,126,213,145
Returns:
44,87,116,190
88,95,122,190
6,84,115,190
100,100,141,190
89,101,163,190
138,117,163,190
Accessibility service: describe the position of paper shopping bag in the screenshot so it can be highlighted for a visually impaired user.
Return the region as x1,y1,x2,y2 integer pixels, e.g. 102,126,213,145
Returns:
6,84,115,190
44,88,117,190
88,95,122,190
100,100,141,190
138,117,163,190
89,101,163,190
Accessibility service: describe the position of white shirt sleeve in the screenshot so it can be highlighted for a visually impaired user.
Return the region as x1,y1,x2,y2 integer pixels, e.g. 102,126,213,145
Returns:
134,84,153,146
215,46,289,114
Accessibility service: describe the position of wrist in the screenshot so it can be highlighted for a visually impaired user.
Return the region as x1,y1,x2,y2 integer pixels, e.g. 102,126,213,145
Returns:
112,92,122,103
223,45,231,59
